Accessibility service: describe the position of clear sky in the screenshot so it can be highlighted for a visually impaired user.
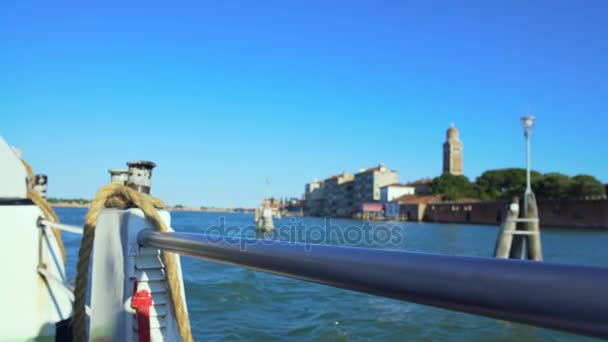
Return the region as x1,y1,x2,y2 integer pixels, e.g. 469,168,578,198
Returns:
1,0,607,208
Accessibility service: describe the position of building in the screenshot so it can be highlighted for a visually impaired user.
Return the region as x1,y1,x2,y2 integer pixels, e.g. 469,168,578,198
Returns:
353,164,399,213
380,184,415,202
406,178,433,195
304,179,325,216
380,184,415,220
384,202,401,219
324,171,355,217
282,197,304,216
443,123,463,175
357,203,385,220
303,163,399,218
398,195,443,221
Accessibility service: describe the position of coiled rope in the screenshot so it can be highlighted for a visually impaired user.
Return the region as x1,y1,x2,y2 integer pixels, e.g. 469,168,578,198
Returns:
21,159,67,262
73,182,192,342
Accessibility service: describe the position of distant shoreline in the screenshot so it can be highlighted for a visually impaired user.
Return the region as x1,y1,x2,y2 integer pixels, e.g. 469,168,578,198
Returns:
170,207,254,214
52,202,89,209
51,202,253,214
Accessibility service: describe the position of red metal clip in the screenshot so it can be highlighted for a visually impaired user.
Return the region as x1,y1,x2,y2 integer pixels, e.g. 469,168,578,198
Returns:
130,277,153,342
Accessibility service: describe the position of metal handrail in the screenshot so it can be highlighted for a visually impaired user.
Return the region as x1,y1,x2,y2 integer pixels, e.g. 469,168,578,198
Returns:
138,230,608,339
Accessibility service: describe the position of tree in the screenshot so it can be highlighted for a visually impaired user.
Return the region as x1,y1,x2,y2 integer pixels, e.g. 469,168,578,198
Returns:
567,175,606,199
430,174,478,201
475,168,542,201
534,173,572,200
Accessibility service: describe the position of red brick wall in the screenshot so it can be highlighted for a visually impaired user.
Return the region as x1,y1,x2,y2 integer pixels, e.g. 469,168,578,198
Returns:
425,201,507,225
424,200,608,229
538,200,608,229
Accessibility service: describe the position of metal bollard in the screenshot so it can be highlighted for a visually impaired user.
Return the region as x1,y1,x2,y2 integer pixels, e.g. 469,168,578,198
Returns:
33,174,48,199
126,161,156,194
108,169,128,185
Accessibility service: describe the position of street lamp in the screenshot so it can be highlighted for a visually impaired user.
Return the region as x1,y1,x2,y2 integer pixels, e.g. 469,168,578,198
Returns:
520,116,535,197
508,115,538,260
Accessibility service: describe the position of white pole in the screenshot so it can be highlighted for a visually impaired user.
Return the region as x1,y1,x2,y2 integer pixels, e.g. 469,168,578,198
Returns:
524,127,532,213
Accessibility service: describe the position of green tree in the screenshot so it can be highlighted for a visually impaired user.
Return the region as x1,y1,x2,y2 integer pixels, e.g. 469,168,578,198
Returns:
567,175,606,199
534,173,572,200
475,168,542,200
430,174,478,200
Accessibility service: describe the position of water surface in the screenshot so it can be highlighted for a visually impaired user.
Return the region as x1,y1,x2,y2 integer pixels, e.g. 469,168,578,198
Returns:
56,207,607,341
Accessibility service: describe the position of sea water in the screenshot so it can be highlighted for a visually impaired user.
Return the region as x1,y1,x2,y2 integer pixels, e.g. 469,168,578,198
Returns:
56,207,607,341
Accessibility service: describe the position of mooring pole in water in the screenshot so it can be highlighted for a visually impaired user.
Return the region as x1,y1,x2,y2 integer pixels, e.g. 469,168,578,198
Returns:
508,116,543,260
262,201,275,232
524,192,542,260
33,174,48,199
494,197,519,258
126,161,156,194
108,168,129,185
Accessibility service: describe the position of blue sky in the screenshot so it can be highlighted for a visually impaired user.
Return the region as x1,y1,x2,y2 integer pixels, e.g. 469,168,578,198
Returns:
1,0,607,207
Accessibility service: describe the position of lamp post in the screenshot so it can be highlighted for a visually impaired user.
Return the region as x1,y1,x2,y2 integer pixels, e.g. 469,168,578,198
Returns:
507,116,536,260
504,116,542,261
520,115,535,207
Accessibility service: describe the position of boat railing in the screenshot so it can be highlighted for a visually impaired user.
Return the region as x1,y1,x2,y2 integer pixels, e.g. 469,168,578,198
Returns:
38,219,84,234
138,229,608,340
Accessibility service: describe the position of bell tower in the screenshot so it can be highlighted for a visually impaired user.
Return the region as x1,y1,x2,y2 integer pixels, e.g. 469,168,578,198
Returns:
443,123,463,175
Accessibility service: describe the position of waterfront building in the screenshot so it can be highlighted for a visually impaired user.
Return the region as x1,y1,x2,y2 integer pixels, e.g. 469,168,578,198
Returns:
358,203,385,220
398,195,443,221
353,164,399,213
406,178,434,195
381,184,415,220
282,198,304,216
443,123,464,175
384,202,400,219
324,171,355,217
304,179,325,216
380,184,415,202
303,164,398,218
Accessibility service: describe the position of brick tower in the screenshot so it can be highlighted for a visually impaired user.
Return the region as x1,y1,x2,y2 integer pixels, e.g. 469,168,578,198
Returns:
443,123,463,175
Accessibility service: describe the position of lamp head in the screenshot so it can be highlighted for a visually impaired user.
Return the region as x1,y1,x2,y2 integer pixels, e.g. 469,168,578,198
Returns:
520,116,535,130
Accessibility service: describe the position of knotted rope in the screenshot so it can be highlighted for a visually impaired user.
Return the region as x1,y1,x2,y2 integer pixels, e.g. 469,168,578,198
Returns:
73,182,192,342
21,159,66,262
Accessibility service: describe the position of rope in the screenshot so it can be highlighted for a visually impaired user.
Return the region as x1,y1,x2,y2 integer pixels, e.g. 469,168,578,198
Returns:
21,159,66,262
73,182,192,342
21,158,35,188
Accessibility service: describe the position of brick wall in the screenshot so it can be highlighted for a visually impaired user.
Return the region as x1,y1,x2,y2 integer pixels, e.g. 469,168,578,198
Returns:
538,200,608,229
424,199,608,229
426,201,508,225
